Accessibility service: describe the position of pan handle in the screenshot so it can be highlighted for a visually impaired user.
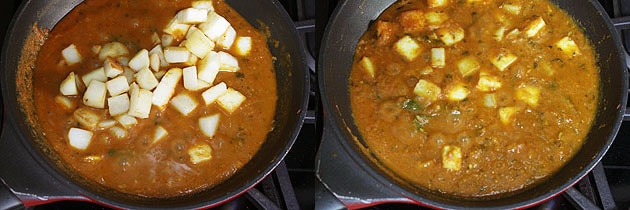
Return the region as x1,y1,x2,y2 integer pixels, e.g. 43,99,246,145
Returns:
0,181,23,210
611,17,630,70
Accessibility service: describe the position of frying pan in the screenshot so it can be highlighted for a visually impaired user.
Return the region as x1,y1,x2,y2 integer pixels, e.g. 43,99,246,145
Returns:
0,0,309,209
318,0,628,208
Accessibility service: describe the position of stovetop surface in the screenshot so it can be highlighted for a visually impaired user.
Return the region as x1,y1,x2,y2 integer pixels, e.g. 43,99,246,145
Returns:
1,0,629,209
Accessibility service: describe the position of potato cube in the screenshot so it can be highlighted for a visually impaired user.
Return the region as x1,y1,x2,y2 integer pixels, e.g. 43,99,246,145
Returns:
68,128,93,150
98,42,130,61
446,83,470,101
185,27,215,59
199,114,220,138
436,26,464,46
171,93,199,116
55,95,75,110
457,56,480,77
109,126,128,139
73,108,101,130
60,72,78,96
153,68,183,109
218,26,237,50
97,119,117,130
493,27,507,42
117,56,130,66
501,3,522,15
182,66,199,91
161,34,176,47
442,145,462,171
106,76,130,96
217,88,246,114
431,48,446,68
413,79,442,103
149,53,160,72
83,80,107,108
176,8,208,24
202,82,228,105
104,57,124,78
153,125,168,144
108,94,130,116
188,143,213,164
360,56,375,77
82,67,107,87
163,17,191,39
425,11,449,26
476,74,502,92
555,36,581,56
192,1,214,11
490,51,518,71
128,49,150,71
62,44,82,65
524,17,546,37
218,51,240,72
199,11,231,41
428,0,449,8
164,46,191,64
134,67,159,90
123,67,135,84
234,36,252,56
394,35,421,61
128,84,153,119
115,114,138,129
483,93,497,108
499,107,520,124
149,45,168,68
197,51,220,83
515,85,541,107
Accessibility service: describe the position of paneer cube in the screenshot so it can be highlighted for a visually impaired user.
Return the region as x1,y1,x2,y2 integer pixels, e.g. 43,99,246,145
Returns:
163,17,191,39
428,0,449,8
199,11,231,41
149,52,161,72
128,49,150,71
188,143,213,164
98,42,130,61
360,56,375,77
153,68,183,109
82,67,107,87
501,3,522,15
149,45,168,67
164,46,192,64
176,8,208,24
123,67,135,84
398,9,425,34
394,35,421,61
60,72,78,96
83,80,107,108
115,114,138,129
442,145,462,171
436,26,465,46
457,56,480,77
199,113,221,138
483,93,497,108
524,16,546,37
108,94,130,116
153,125,168,144
202,82,228,105
490,51,518,71
109,126,128,139
218,26,237,50
104,57,124,78
493,27,507,42
499,106,520,124
515,85,541,107
446,83,470,101
128,84,153,119
555,36,581,56
183,66,200,91
217,88,246,114
62,44,82,65
55,95,75,110
413,79,442,103
171,93,199,116
192,1,214,11
425,11,449,26
106,76,130,96
476,74,502,92
197,51,220,83
161,34,176,47
73,108,101,130
218,51,240,72
68,128,93,150
234,36,252,56
185,26,215,59
134,67,159,90
431,48,446,68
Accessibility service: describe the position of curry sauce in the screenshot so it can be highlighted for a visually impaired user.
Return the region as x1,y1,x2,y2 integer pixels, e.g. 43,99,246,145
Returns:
350,0,599,197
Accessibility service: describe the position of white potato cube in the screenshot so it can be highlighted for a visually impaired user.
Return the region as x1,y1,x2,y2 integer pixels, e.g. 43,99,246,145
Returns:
218,51,240,72
202,82,228,105
60,72,78,96
217,88,246,114
394,35,421,61
524,17,546,37
199,11,231,41
499,107,520,124
502,3,522,15
199,114,220,138
83,80,107,108
161,34,176,47
123,67,135,84
153,68,183,109
135,67,159,90
425,11,449,26
55,95,75,110
555,36,581,56
515,85,541,107
483,93,497,108
198,51,220,83
82,67,107,87
115,114,138,129
436,27,465,46
128,84,153,119
428,0,449,8
98,42,130,60
491,52,518,71
185,27,215,59
149,53,160,72
104,57,124,78
192,1,214,11
446,83,470,101
188,143,213,164
97,119,117,130
360,57,375,77
218,26,236,50
128,49,150,71
442,145,462,171
109,126,128,139
431,48,446,68
151,32,161,45
494,27,507,42
164,46,192,64
106,76,130,96
234,36,252,56
153,125,168,144
163,17,191,39
108,94,130,116
414,79,442,103
477,74,503,92
183,66,200,91
171,93,199,116
176,8,208,24
457,56,480,77
62,44,82,65
149,45,168,67
73,108,101,130
197,79,212,90
68,128,93,150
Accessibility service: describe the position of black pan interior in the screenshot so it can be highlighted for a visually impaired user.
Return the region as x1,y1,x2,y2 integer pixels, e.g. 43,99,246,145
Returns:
1,0,308,208
318,0,627,208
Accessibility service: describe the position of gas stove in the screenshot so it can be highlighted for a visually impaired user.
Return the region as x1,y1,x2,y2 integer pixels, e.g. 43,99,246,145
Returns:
1,0,629,209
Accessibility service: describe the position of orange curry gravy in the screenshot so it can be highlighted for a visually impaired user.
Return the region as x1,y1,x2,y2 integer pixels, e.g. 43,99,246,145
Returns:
33,0,277,197
350,0,599,197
